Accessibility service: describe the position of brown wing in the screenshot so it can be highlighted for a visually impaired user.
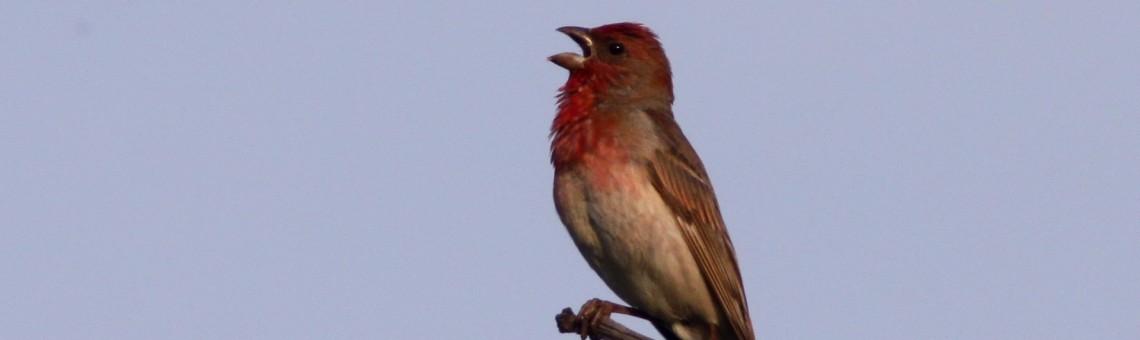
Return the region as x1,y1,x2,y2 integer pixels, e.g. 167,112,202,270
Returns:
645,110,754,340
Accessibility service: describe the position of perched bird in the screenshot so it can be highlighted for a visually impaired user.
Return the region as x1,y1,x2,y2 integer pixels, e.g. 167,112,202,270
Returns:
548,23,754,340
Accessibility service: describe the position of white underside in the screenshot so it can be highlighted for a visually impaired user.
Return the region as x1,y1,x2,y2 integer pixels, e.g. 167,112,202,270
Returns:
558,158,717,328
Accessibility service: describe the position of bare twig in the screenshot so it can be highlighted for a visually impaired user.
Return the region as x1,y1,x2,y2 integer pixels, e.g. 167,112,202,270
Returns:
555,307,654,340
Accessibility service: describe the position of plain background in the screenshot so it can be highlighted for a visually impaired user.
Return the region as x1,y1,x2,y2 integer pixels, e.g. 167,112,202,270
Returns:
3,2,1138,339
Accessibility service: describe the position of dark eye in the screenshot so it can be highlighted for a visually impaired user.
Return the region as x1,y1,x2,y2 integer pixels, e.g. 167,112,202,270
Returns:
608,42,625,55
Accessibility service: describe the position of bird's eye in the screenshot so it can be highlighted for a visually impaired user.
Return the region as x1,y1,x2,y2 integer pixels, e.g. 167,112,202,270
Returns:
608,42,625,55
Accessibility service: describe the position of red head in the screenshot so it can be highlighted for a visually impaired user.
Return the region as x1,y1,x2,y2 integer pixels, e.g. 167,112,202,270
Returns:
548,23,676,165
549,23,675,119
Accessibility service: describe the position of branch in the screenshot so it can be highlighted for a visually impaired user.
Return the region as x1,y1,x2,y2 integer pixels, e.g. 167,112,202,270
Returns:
555,307,654,340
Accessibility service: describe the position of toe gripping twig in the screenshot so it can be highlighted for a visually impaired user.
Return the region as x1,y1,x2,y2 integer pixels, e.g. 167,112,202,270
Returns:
555,306,654,340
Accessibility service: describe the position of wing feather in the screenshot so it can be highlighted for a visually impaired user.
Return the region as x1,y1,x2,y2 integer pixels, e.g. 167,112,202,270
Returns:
645,110,754,340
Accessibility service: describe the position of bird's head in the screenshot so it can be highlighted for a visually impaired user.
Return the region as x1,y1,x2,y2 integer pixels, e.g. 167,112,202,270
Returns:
550,22,674,106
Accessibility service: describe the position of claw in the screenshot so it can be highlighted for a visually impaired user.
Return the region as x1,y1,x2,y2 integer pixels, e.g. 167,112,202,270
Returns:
577,299,613,339
573,298,654,339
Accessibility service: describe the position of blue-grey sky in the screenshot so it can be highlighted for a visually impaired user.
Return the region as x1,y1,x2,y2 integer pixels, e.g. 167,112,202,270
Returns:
3,2,1138,339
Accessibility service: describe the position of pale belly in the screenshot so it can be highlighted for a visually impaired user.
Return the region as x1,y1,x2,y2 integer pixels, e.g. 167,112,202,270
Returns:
555,161,717,323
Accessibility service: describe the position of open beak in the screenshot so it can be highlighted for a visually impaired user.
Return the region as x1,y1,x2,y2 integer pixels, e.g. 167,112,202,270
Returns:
549,26,592,70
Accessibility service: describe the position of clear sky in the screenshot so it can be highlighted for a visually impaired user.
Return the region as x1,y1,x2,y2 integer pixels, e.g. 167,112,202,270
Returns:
3,2,1138,339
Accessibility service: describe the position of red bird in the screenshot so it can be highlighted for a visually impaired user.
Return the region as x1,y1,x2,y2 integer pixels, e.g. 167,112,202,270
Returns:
549,23,755,340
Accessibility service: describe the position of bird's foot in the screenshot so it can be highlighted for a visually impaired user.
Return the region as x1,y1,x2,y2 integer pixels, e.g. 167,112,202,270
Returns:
575,298,652,339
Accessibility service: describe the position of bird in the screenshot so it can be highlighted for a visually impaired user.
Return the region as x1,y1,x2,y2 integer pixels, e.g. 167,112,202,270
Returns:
548,22,755,340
